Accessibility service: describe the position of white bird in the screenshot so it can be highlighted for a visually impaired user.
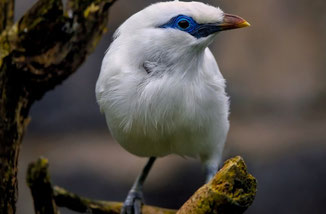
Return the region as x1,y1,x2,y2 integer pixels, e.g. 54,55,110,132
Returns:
96,1,249,213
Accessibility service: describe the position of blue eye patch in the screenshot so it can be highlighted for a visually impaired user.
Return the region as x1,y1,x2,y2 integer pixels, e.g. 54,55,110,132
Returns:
159,15,221,39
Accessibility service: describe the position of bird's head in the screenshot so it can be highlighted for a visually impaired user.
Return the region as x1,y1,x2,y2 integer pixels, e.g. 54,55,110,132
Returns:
114,1,250,56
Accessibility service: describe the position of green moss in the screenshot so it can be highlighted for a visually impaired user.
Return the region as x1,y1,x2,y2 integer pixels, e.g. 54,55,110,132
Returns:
177,156,257,214
26,157,50,187
83,3,100,18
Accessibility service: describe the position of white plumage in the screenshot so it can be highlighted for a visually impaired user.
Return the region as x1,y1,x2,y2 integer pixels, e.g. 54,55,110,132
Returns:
96,1,249,212
96,1,229,168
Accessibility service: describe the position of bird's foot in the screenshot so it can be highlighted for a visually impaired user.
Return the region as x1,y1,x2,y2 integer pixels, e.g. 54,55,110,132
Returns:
121,190,144,214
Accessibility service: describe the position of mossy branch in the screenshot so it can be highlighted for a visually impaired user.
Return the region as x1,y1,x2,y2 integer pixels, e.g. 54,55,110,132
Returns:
54,186,177,214
27,156,257,214
0,0,116,213
0,0,116,100
177,156,257,214
26,158,58,214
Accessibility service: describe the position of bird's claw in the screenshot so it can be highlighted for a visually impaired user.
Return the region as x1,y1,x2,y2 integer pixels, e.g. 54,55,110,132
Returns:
121,190,144,214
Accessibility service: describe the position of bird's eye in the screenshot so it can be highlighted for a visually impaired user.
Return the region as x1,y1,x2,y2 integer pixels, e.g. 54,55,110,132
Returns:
177,20,190,29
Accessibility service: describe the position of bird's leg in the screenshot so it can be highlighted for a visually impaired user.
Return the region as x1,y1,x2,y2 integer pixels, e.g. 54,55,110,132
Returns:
206,166,217,183
121,157,156,214
205,162,219,183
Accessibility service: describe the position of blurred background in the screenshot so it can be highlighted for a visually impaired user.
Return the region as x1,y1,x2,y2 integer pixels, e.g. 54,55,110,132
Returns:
15,0,326,213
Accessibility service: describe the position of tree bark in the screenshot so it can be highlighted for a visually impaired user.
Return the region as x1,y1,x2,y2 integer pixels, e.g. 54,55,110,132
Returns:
26,158,59,214
0,0,116,213
26,156,257,214
0,0,14,32
177,156,257,214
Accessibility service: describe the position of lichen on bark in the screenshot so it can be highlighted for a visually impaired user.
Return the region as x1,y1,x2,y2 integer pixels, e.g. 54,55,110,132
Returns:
177,156,257,214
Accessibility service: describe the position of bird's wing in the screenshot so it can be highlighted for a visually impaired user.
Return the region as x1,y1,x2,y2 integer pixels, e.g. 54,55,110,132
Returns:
95,81,105,113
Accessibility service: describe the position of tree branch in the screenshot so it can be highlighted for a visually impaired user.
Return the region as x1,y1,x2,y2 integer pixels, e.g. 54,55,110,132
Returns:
26,156,257,214
0,0,116,213
0,0,14,32
26,158,58,214
1,0,116,100
177,156,257,214
54,186,177,214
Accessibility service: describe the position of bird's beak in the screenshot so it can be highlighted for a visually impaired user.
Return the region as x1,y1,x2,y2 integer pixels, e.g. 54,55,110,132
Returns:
187,13,250,38
217,13,250,31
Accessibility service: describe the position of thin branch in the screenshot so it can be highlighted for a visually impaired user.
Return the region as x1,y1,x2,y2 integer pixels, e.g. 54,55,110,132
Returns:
26,158,58,214
26,157,177,214
54,186,177,214
27,156,257,214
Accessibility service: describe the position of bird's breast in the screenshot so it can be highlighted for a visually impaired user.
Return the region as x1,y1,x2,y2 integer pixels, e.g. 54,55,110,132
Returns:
100,71,229,157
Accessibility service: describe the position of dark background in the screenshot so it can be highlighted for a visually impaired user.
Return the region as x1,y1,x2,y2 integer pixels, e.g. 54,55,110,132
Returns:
15,0,326,213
